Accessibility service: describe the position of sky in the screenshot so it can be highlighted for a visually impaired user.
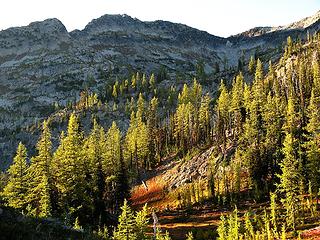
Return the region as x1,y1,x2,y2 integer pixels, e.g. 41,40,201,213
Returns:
0,0,320,37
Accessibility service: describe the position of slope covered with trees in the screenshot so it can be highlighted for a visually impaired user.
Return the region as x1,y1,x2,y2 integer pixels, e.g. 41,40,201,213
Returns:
1,32,320,239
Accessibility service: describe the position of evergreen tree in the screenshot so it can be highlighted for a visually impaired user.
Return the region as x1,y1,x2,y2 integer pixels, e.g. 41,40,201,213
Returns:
278,133,301,197
174,102,196,152
149,73,156,89
198,94,211,142
248,56,255,74
230,72,244,139
83,120,105,220
113,83,118,99
103,121,122,174
286,36,293,57
2,143,29,210
141,73,148,91
137,93,146,120
135,204,149,240
147,97,160,166
241,85,264,192
178,84,190,104
26,120,52,217
262,94,284,183
283,96,300,136
131,74,137,90
51,113,87,216
215,80,230,154
113,199,136,240
305,90,320,191
113,147,130,211
125,112,149,173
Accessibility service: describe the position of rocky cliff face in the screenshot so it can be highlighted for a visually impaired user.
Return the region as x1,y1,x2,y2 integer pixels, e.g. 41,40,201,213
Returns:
0,11,319,168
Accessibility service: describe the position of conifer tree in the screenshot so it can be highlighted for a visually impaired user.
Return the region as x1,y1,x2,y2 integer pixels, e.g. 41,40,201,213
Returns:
174,102,196,151
178,84,190,104
83,120,105,219
149,73,156,89
263,94,284,182
305,90,320,191
112,83,118,99
113,147,129,211
278,134,300,196
230,72,244,139
147,97,160,166
313,61,320,93
125,111,149,173
241,61,266,193
141,73,148,91
286,36,293,57
26,120,52,217
283,97,300,136
135,204,149,240
113,199,136,240
131,74,136,90
241,82,264,193
51,113,86,216
248,56,255,74
190,79,202,110
137,93,146,120
103,121,122,174
198,94,211,142
215,80,230,153
2,143,29,210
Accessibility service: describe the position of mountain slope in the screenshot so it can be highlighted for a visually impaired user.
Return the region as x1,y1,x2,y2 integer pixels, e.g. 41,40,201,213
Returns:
0,11,320,168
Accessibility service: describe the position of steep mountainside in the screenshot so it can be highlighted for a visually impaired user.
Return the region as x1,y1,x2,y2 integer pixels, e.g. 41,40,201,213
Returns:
0,11,320,168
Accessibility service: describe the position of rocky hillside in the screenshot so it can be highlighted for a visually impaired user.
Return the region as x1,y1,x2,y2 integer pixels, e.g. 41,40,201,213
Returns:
0,11,320,169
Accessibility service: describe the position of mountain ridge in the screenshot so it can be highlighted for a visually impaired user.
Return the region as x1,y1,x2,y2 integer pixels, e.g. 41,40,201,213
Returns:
0,10,320,169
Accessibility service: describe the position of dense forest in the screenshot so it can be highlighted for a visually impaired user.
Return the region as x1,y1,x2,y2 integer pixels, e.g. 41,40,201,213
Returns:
1,33,320,239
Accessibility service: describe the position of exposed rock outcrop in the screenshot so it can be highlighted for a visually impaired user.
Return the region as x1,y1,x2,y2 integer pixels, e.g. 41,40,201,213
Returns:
1,11,320,168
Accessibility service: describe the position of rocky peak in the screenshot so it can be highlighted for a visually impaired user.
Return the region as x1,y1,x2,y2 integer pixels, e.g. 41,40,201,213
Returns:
28,18,69,35
234,10,320,40
284,10,320,30
0,18,70,58
82,14,142,34
232,27,272,38
0,18,69,39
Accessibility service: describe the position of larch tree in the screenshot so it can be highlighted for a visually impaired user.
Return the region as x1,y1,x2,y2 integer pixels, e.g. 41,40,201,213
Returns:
215,80,230,154
125,111,149,174
305,89,320,192
113,199,137,240
278,133,301,230
26,120,52,217
262,93,284,184
51,113,87,217
278,95,304,230
112,81,118,100
174,102,196,152
83,120,105,219
135,204,149,240
2,143,29,211
178,84,190,104
240,61,267,195
104,121,122,173
198,94,212,143
137,93,146,120
248,56,255,74
147,96,160,166
230,72,244,139
149,73,156,90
